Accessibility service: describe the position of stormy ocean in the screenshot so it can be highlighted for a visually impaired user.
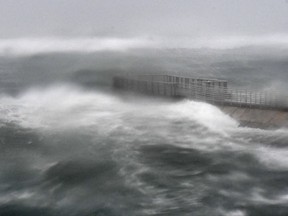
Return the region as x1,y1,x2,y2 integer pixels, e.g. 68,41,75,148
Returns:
1,39,288,216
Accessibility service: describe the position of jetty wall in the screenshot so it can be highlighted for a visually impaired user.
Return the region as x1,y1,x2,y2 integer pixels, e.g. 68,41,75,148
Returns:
113,75,288,129
219,106,288,129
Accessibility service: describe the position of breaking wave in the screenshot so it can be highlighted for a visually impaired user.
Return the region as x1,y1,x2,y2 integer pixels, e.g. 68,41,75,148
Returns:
0,37,156,56
1,85,288,215
1,34,288,57
0,85,237,132
1,41,288,215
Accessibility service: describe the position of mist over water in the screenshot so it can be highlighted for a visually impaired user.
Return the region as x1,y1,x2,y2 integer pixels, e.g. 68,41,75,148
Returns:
1,39,288,216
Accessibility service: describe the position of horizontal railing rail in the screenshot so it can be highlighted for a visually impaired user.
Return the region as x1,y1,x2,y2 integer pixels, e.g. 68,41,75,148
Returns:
113,75,288,110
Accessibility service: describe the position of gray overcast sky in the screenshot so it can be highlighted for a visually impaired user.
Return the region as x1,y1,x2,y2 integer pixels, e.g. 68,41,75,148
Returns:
0,0,288,39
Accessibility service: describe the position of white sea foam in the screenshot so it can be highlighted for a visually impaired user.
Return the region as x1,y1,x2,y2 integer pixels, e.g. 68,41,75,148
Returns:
0,86,238,134
2,85,288,214
166,100,238,133
0,191,35,205
223,210,247,216
254,146,288,170
0,37,156,56
232,127,288,169
0,85,124,131
1,34,288,56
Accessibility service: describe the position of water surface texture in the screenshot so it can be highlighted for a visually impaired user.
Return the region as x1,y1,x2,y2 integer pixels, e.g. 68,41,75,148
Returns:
1,48,288,216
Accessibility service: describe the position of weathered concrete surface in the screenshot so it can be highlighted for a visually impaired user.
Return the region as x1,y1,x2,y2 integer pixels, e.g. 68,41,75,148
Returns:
219,106,288,129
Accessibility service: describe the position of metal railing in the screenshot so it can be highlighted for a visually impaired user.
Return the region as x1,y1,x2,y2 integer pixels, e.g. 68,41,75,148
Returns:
113,75,288,110
177,83,287,109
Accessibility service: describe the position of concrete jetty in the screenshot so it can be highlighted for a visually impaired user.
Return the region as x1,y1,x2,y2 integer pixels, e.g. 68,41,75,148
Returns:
113,74,288,129
219,106,288,129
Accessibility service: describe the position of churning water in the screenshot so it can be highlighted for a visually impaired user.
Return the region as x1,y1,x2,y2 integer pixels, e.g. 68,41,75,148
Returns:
1,44,288,216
